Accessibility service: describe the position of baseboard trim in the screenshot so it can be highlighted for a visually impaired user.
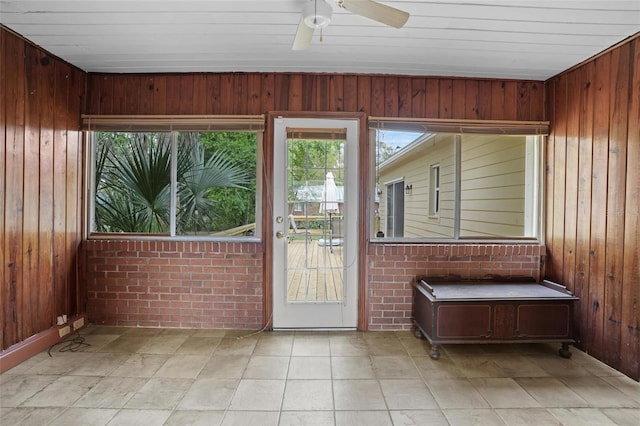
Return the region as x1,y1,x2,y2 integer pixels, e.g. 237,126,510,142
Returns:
0,314,87,374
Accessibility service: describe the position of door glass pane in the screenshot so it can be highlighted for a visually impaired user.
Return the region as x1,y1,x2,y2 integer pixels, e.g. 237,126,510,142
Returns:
286,137,345,303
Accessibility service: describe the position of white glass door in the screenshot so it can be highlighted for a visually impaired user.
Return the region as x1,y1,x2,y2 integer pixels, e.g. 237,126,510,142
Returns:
272,117,359,329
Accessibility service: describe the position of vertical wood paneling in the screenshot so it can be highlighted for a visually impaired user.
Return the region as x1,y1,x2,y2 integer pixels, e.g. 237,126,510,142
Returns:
274,73,290,111
410,78,426,118
425,79,439,118
329,74,344,112
574,61,595,346
504,81,518,120
603,44,630,368
621,39,640,378
356,75,371,113
397,77,411,118
491,81,506,119
247,73,262,114
370,76,385,116
546,35,640,379
0,29,6,346
4,33,25,347
152,75,167,115
192,74,207,115
384,77,398,117
288,74,303,111
23,43,41,339
37,48,55,333
53,62,70,322
588,53,611,361
438,79,452,118
1,28,85,350
343,75,358,112
464,80,478,119
451,79,466,118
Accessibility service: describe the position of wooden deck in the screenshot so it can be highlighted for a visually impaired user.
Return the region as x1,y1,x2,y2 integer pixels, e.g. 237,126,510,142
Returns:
287,238,343,302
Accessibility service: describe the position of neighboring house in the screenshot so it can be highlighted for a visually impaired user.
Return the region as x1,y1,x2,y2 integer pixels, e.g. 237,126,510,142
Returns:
378,133,536,238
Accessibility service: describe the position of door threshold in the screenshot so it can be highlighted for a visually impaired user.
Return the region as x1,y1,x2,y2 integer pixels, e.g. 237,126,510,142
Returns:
273,327,357,332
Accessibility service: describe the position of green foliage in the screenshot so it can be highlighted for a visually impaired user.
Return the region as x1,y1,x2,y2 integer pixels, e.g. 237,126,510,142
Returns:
94,131,255,234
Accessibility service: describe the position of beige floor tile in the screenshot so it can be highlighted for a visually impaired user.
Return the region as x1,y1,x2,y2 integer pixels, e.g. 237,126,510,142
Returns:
331,356,376,379
492,354,551,377
158,328,197,337
495,408,562,425
329,335,368,356
601,375,640,404
101,336,151,353
529,353,593,377
288,356,331,379
24,351,91,375
371,356,419,379
244,355,290,379
547,408,618,425
0,407,66,425
109,353,169,377
106,408,171,425
334,410,392,426
49,407,118,426
364,338,407,356
177,378,238,410
279,411,335,426
153,354,209,378
470,377,540,409
560,376,640,407
122,327,162,337
229,379,285,411
333,380,387,410
77,333,122,352
213,337,258,356
425,378,489,409
68,352,131,376
21,375,101,407
292,336,331,356
198,355,250,379
389,410,449,426
450,355,508,378
413,355,465,379
124,377,192,410
175,336,222,355
602,407,640,426
515,377,588,407
221,410,279,426
0,374,58,407
379,379,438,410
165,409,225,426
253,334,294,356
282,379,333,411
136,335,189,354
398,336,433,356
80,325,128,336
74,377,147,408
443,408,505,426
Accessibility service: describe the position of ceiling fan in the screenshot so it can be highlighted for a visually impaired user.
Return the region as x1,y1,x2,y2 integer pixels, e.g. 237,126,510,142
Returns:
292,0,410,50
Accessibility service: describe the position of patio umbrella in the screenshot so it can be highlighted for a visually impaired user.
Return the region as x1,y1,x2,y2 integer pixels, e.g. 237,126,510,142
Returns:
319,172,340,252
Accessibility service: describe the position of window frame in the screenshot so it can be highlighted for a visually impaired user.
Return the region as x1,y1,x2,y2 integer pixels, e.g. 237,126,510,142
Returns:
369,118,548,244
83,115,264,241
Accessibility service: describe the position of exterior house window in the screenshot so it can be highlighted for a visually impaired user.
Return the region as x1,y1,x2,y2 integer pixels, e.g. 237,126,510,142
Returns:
371,119,547,241
84,115,264,239
429,164,440,217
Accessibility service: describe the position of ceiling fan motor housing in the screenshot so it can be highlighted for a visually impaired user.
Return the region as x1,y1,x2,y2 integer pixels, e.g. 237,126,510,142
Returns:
303,0,333,29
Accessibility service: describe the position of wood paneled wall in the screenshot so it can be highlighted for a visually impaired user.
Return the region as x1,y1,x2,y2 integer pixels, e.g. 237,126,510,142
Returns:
86,73,544,121
545,36,639,380
1,27,86,350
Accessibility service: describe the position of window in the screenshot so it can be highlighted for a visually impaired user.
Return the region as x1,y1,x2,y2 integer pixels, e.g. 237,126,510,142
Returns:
85,115,263,239
370,118,547,240
429,164,440,217
384,180,405,237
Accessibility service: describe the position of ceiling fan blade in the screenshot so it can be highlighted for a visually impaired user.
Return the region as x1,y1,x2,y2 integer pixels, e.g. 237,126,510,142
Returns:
338,0,409,28
292,16,314,50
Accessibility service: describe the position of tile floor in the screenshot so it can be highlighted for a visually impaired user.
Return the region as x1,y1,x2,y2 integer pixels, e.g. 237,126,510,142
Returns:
1,326,639,425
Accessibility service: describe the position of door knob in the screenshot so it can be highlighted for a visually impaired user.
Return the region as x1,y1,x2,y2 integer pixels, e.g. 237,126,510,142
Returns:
276,231,285,239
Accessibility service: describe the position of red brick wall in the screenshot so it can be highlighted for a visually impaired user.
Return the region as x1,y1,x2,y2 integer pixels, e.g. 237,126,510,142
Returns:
84,240,263,329
366,243,545,330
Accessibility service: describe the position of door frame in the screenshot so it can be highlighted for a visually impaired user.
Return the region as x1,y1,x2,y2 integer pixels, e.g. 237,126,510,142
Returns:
263,112,368,330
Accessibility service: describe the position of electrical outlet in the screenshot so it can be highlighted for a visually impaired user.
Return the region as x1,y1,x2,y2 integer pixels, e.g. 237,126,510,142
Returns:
73,317,85,330
58,325,71,338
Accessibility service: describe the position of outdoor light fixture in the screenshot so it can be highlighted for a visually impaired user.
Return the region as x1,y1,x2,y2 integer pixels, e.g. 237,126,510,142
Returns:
303,0,332,29
405,184,412,195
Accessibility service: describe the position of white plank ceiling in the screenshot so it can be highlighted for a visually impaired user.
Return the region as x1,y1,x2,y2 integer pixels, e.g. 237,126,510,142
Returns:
1,0,639,80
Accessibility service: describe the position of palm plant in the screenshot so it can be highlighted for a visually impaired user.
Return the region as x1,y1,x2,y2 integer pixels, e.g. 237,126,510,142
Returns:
94,132,248,234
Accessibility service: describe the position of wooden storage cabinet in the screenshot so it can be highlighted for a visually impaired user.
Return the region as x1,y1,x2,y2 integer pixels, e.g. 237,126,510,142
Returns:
412,277,578,359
